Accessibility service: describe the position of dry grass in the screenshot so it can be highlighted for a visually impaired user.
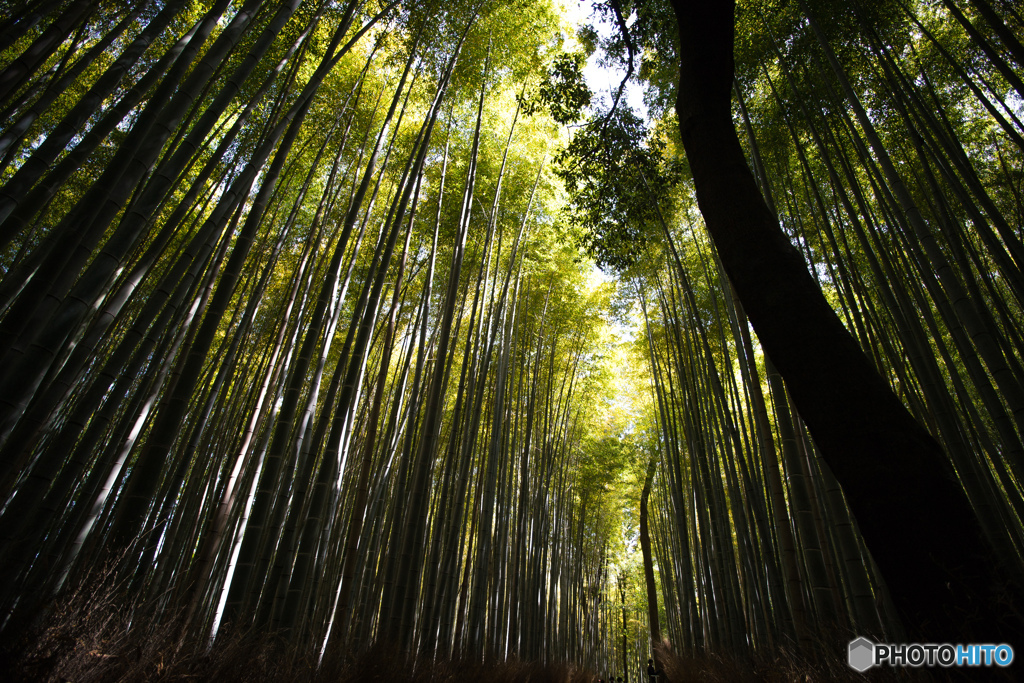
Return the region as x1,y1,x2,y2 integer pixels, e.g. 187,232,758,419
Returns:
1,572,1002,681
0,570,594,682
0,569,301,682
655,642,899,682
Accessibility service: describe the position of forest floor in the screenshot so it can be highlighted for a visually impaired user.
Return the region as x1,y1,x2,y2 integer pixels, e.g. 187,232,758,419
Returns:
0,567,936,682
0,580,926,683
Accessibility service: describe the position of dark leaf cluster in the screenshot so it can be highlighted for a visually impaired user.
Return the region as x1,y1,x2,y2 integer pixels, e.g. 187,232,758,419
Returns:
556,106,679,272
541,52,593,123
520,52,592,124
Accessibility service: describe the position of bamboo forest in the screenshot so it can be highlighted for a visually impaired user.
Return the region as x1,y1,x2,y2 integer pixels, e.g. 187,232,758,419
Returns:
1,0,1024,680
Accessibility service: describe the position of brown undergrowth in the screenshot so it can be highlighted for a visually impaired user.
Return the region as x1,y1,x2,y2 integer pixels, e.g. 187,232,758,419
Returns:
654,641,901,683
0,568,594,682
0,569,996,682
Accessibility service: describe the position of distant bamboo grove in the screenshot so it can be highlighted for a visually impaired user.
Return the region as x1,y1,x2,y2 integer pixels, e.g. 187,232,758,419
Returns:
0,0,1022,678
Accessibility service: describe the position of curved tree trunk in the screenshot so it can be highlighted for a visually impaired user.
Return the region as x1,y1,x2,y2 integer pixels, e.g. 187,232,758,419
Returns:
669,0,1018,640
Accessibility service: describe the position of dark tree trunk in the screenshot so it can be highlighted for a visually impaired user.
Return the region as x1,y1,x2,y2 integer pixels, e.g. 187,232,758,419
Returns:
639,458,662,667
669,0,1019,641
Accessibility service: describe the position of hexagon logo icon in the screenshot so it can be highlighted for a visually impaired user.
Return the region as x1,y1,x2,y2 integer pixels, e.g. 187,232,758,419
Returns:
848,637,875,672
